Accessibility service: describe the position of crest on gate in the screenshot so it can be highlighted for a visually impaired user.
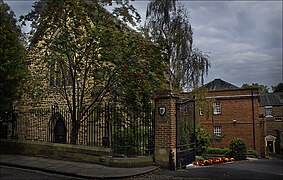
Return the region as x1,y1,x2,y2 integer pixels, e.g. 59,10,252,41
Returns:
158,107,166,116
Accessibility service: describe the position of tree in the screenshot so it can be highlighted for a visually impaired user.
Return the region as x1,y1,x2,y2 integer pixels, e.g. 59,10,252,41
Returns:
194,124,211,156
144,0,210,91
191,87,216,144
192,87,215,122
272,83,283,92
0,0,27,119
21,0,166,144
241,83,269,94
20,0,141,39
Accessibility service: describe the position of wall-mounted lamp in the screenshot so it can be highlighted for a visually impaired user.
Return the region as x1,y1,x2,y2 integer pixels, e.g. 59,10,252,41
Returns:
233,119,237,123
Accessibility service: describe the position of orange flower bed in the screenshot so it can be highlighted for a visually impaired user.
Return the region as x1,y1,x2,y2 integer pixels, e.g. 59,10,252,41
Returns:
192,157,235,166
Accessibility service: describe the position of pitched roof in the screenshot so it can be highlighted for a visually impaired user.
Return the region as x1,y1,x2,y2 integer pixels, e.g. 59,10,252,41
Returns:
260,92,283,106
203,78,239,91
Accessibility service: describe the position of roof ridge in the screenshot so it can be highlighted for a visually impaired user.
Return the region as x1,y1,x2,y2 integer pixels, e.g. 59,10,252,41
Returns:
203,78,239,91
260,92,283,106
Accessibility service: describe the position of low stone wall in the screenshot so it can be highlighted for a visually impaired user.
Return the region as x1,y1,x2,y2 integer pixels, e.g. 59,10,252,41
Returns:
0,139,154,168
109,156,154,168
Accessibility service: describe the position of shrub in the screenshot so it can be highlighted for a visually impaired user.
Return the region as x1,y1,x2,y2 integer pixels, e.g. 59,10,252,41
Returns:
194,124,211,156
207,148,229,155
195,156,205,162
247,150,260,158
225,149,233,158
229,138,247,160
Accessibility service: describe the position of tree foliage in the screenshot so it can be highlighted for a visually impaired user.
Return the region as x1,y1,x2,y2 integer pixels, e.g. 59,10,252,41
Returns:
195,124,211,156
0,0,27,118
272,83,283,93
241,83,269,94
228,138,247,160
192,87,215,122
21,0,166,144
144,0,210,91
20,0,141,38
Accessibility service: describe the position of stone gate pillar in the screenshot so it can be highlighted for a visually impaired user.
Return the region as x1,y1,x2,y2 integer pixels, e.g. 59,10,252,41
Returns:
154,92,178,169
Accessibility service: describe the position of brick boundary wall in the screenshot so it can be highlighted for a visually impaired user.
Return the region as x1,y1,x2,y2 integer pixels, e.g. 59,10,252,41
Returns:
154,93,178,169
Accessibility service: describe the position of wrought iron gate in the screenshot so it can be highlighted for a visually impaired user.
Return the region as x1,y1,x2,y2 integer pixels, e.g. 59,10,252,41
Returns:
176,99,196,169
12,104,155,157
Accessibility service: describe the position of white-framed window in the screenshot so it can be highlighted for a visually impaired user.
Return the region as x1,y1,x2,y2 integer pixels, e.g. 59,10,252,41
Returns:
213,102,221,115
199,108,204,116
213,126,221,137
265,106,273,117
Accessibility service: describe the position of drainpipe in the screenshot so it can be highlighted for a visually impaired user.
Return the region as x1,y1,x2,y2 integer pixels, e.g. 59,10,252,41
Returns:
252,89,256,150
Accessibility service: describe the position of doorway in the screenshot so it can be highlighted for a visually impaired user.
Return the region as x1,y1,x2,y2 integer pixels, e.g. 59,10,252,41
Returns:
54,116,66,144
267,141,274,153
265,135,276,154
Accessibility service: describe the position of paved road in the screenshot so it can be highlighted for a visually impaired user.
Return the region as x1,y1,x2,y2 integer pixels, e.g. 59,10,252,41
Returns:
1,155,282,179
0,154,157,179
131,156,283,180
0,166,81,180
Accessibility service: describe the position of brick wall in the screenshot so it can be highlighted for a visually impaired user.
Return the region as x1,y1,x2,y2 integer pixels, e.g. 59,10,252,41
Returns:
154,94,178,169
182,89,263,154
155,97,177,148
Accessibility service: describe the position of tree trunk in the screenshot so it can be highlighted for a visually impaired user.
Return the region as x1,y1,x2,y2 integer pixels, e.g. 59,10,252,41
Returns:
70,119,79,144
70,69,77,144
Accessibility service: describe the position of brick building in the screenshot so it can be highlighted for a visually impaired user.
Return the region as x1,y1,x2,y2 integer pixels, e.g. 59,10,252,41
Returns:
259,92,283,154
182,79,265,155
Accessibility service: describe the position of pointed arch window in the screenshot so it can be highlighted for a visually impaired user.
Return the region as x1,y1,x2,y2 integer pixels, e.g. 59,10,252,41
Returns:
49,61,71,88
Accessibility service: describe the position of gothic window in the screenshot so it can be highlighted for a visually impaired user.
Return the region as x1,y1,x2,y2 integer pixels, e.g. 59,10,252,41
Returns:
49,62,71,88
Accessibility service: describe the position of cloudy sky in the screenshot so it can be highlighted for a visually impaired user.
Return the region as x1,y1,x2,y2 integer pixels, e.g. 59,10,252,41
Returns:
4,0,283,90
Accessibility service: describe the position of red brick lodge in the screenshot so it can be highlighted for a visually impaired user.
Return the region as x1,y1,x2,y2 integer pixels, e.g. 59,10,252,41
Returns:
182,79,265,156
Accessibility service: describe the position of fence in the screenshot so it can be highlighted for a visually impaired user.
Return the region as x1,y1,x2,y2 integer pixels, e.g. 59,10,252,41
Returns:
13,104,155,156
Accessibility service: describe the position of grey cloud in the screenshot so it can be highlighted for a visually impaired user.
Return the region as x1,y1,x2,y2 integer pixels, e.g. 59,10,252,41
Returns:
4,0,282,88
4,1,34,18
186,1,282,88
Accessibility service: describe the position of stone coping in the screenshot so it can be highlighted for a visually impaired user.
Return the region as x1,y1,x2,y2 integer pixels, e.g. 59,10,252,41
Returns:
0,139,154,168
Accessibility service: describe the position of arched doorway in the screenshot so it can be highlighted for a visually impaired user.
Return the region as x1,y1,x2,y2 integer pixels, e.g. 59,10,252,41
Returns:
265,135,276,154
54,117,66,144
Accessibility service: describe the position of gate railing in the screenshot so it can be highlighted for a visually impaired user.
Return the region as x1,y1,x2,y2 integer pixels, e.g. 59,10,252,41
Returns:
176,99,196,169
12,104,155,156
79,104,155,156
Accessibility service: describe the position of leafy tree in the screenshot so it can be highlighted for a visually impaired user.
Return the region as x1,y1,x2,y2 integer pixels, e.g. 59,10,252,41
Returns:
20,0,141,39
194,124,211,156
0,0,27,119
191,87,217,145
241,83,269,94
272,83,283,92
144,0,210,91
192,87,215,122
21,0,166,144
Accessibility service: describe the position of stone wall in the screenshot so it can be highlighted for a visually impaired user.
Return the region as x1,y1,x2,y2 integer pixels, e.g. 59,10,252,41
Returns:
0,139,153,167
260,106,283,153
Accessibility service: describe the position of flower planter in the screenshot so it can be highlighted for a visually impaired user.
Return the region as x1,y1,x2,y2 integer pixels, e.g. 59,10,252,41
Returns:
192,157,235,166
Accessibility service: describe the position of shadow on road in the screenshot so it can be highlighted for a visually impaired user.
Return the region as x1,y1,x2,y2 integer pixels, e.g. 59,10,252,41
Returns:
131,155,283,179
